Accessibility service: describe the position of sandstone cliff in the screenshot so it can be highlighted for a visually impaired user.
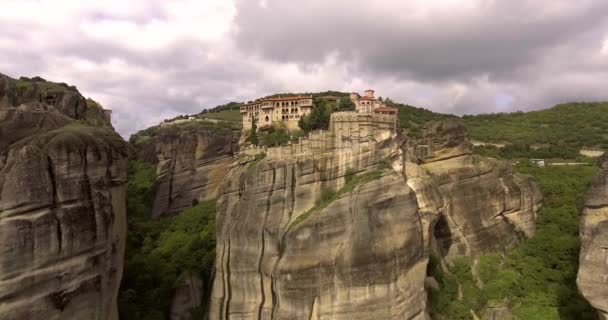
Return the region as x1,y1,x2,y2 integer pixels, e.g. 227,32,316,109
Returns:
416,121,542,260
170,273,204,320
578,155,608,319
209,116,541,319
0,73,127,320
131,124,236,217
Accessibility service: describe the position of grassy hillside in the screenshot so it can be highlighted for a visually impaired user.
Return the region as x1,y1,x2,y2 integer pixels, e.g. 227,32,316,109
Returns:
199,109,241,122
384,100,456,135
462,102,608,159
139,91,608,160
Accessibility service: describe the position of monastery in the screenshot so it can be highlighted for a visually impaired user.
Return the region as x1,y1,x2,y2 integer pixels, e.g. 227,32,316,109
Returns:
240,95,314,130
349,89,398,115
240,89,397,130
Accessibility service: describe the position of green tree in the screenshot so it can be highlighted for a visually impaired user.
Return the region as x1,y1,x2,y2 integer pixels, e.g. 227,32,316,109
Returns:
249,118,258,145
429,164,599,320
261,125,289,147
118,161,218,319
338,96,355,111
299,98,332,132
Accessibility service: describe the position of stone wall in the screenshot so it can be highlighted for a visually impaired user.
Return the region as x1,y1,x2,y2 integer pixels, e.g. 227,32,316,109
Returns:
241,111,398,161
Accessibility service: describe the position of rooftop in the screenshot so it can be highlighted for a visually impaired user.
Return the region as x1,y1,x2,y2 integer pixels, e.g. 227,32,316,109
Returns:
243,95,313,105
373,107,398,113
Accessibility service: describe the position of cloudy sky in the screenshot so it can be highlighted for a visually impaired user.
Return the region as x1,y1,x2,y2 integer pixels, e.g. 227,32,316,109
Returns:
1,0,608,137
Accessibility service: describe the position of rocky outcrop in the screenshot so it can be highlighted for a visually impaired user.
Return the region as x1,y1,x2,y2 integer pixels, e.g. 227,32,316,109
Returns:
170,274,204,320
209,118,541,319
417,121,542,260
0,73,104,121
132,125,236,217
578,155,608,319
0,74,127,320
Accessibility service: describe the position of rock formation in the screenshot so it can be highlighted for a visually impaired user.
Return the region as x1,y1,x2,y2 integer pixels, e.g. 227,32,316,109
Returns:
0,73,127,320
131,125,236,217
578,155,608,319
170,273,204,320
209,115,541,319
416,121,542,260
0,73,107,124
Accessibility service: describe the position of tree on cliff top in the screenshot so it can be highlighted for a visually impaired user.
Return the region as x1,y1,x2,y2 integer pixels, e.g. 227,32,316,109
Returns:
249,117,258,145
338,96,355,111
299,98,333,132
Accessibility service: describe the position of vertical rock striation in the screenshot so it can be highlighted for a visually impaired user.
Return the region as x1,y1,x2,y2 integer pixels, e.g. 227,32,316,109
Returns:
131,125,236,217
578,155,608,319
0,73,128,320
209,118,541,319
416,121,542,260
170,274,205,320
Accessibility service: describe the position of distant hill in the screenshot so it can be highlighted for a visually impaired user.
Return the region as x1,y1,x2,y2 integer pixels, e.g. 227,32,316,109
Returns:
462,102,608,159
137,90,608,161
382,100,456,135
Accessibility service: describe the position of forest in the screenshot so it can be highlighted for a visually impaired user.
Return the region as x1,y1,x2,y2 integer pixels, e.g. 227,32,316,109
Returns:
118,161,216,319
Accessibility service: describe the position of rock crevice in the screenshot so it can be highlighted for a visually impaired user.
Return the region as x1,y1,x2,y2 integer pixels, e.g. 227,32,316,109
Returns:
209,119,541,319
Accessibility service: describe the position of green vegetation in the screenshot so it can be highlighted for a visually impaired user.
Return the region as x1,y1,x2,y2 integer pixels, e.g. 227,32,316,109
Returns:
81,98,112,127
298,97,336,132
25,122,125,154
428,256,485,319
199,108,241,122
118,161,216,320
248,118,258,145
255,124,304,147
338,96,355,111
429,164,599,319
463,102,608,159
14,76,77,93
471,144,591,161
289,169,386,229
129,119,236,147
202,101,241,113
162,102,242,130
380,99,456,135
261,125,287,146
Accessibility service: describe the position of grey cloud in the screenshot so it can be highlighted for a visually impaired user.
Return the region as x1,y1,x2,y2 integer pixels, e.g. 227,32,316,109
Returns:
2,1,608,137
234,0,608,82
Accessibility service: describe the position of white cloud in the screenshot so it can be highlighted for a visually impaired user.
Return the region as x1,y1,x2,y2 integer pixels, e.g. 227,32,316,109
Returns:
1,0,607,137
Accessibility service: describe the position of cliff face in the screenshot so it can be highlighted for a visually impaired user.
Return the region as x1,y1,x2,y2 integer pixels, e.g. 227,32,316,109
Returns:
132,125,236,217
170,274,204,320
578,155,608,319
209,117,541,319
416,121,542,260
0,73,127,320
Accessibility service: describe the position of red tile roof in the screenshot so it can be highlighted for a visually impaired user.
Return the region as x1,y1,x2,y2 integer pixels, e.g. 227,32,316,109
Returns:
265,95,312,102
